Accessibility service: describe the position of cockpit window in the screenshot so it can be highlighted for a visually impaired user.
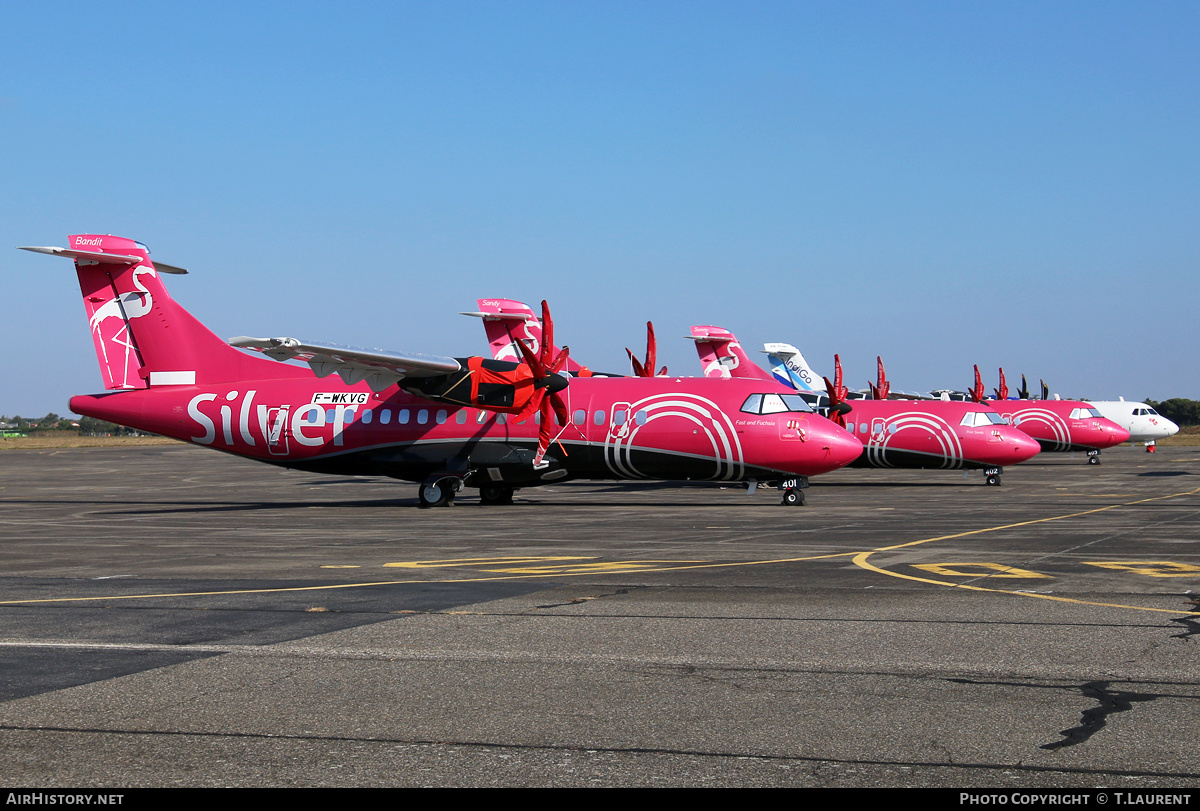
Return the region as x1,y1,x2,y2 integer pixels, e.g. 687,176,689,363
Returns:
1146,408,1159,416
760,394,790,414
960,411,1007,427
780,394,814,412
740,393,813,414
1069,407,1103,419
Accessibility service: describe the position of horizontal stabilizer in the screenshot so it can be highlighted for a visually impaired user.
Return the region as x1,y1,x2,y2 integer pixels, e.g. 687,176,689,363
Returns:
688,328,735,344
19,245,188,273
459,310,529,322
762,342,800,358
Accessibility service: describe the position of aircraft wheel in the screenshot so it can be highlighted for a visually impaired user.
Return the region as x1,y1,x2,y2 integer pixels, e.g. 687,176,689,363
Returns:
781,488,805,506
479,484,515,505
986,474,1001,486
1088,455,1101,465
419,480,455,508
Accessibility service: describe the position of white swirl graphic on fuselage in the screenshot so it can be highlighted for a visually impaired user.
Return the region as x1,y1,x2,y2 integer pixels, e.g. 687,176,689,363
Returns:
603,393,744,481
1011,408,1070,451
864,411,964,469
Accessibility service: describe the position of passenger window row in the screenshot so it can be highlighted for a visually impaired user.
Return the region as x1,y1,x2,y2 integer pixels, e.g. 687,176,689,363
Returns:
301,406,649,428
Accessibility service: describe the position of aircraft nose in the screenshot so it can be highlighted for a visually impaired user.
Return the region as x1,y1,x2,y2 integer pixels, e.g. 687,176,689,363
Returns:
811,422,864,473
1104,422,1131,446
1009,431,1041,464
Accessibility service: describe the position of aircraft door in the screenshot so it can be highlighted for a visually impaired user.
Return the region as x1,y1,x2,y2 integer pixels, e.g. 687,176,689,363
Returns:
609,403,632,440
266,406,290,456
871,418,886,443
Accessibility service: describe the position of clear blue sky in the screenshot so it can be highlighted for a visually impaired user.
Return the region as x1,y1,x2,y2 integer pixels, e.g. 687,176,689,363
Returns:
3,1,1197,418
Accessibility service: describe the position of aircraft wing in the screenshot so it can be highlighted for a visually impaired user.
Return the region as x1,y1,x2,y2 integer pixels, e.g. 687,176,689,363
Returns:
230,336,462,392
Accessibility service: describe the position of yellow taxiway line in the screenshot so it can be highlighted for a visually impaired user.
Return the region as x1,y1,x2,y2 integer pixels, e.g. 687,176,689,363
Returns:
2,486,1197,617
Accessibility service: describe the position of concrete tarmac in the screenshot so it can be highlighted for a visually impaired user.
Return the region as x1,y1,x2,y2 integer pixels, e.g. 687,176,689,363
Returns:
0,443,1197,787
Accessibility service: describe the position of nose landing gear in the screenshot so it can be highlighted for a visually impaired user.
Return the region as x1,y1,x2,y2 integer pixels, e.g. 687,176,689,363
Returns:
1087,449,1101,465
778,477,809,506
984,466,1002,486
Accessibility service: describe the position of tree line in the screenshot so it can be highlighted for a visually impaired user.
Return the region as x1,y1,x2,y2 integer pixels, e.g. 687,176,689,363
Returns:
0,413,142,436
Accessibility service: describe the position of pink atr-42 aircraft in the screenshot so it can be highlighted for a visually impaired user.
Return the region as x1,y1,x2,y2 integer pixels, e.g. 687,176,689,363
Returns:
464,300,1040,487
21,235,863,507
967,367,1129,465
694,334,1042,486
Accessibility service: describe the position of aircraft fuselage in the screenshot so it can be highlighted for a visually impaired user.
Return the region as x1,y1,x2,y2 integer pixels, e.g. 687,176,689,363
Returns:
70,374,863,488
984,400,1130,453
836,398,1042,470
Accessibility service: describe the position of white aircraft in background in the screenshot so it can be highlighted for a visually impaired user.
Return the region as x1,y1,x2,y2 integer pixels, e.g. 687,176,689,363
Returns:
1085,398,1179,450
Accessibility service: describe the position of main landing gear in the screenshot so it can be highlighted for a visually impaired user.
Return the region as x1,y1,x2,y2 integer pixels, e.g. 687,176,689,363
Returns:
479,484,516,505
1087,449,1101,465
418,477,460,508
984,466,1003,486
420,475,517,507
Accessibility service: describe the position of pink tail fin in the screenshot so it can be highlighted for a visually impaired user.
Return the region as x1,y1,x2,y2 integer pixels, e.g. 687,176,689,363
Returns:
688,326,774,380
28,235,300,389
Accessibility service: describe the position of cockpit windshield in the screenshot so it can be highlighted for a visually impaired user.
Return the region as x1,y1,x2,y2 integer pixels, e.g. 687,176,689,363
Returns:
960,411,1008,427
741,393,814,414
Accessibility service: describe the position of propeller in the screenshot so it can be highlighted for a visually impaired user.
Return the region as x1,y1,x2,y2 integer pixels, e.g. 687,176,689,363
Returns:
626,321,668,377
969,364,985,403
821,354,852,427
994,368,1009,400
513,300,572,467
867,356,890,400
